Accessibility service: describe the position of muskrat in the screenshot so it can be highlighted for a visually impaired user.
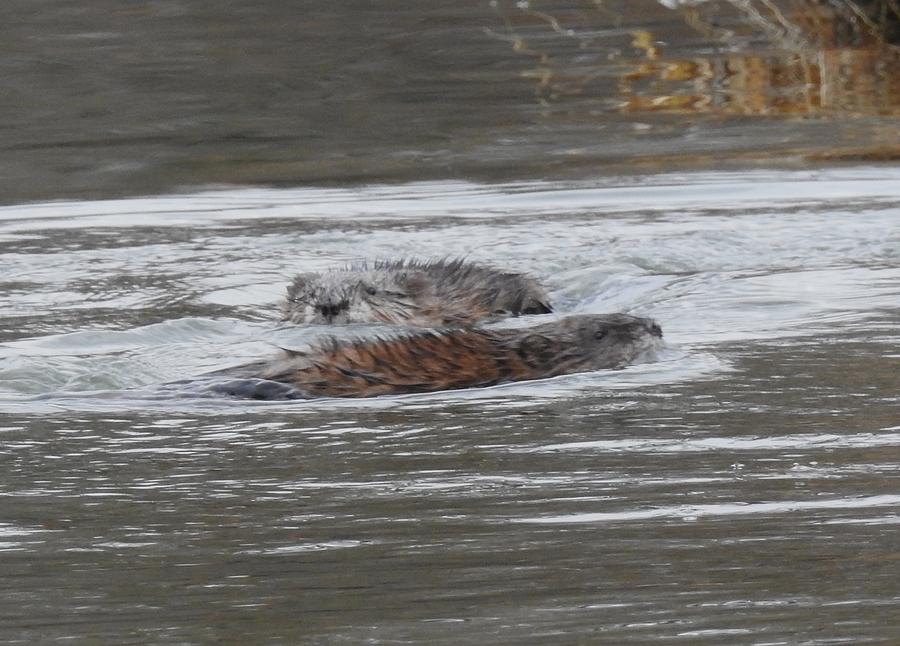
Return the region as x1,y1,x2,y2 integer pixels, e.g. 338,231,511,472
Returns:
281,258,552,326
211,313,663,400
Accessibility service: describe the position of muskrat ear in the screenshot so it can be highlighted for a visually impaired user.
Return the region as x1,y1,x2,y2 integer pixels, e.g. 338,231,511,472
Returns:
516,333,555,368
291,272,318,285
287,273,317,298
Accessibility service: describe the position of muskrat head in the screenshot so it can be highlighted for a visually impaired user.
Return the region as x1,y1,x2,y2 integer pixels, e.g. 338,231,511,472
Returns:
569,313,663,370
282,269,424,324
515,313,664,374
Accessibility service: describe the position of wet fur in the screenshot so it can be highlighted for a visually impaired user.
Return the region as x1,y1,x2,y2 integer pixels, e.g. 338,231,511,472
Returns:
213,314,663,399
282,258,552,326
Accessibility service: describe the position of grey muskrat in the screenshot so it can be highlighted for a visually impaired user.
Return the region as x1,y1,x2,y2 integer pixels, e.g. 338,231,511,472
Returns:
212,313,663,399
281,258,552,326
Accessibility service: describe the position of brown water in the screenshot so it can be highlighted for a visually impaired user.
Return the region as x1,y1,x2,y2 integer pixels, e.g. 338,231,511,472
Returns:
2,1,900,644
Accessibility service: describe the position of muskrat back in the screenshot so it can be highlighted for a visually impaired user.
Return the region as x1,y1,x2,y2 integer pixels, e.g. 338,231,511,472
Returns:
282,258,552,326
213,313,663,399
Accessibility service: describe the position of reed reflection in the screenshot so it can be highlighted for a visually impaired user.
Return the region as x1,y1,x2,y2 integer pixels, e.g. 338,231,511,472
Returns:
493,0,900,117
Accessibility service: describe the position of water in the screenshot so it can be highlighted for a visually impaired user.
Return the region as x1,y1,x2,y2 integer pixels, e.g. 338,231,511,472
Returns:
4,1,899,205
1,168,898,643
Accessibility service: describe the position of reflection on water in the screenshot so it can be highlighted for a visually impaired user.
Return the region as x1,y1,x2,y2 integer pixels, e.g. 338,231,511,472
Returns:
3,1,900,203
622,37,900,117
623,0,900,118
1,170,899,643
493,0,900,159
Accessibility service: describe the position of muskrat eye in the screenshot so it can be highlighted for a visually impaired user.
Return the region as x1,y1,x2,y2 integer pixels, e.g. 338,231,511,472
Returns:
364,285,377,296
594,330,607,341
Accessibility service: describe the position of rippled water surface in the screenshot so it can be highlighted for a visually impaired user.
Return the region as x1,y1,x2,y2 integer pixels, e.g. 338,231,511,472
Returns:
1,168,899,644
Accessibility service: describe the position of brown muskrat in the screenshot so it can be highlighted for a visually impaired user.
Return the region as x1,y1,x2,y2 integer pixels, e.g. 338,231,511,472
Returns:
281,258,552,326
212,313,663,399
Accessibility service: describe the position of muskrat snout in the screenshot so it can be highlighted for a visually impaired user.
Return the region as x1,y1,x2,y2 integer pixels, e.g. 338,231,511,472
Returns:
649,321,663,338
317,301,349,319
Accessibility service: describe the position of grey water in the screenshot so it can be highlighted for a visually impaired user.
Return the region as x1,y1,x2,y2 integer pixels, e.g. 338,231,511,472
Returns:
1,168,899,644
5,0,899,206
4,0,900,642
